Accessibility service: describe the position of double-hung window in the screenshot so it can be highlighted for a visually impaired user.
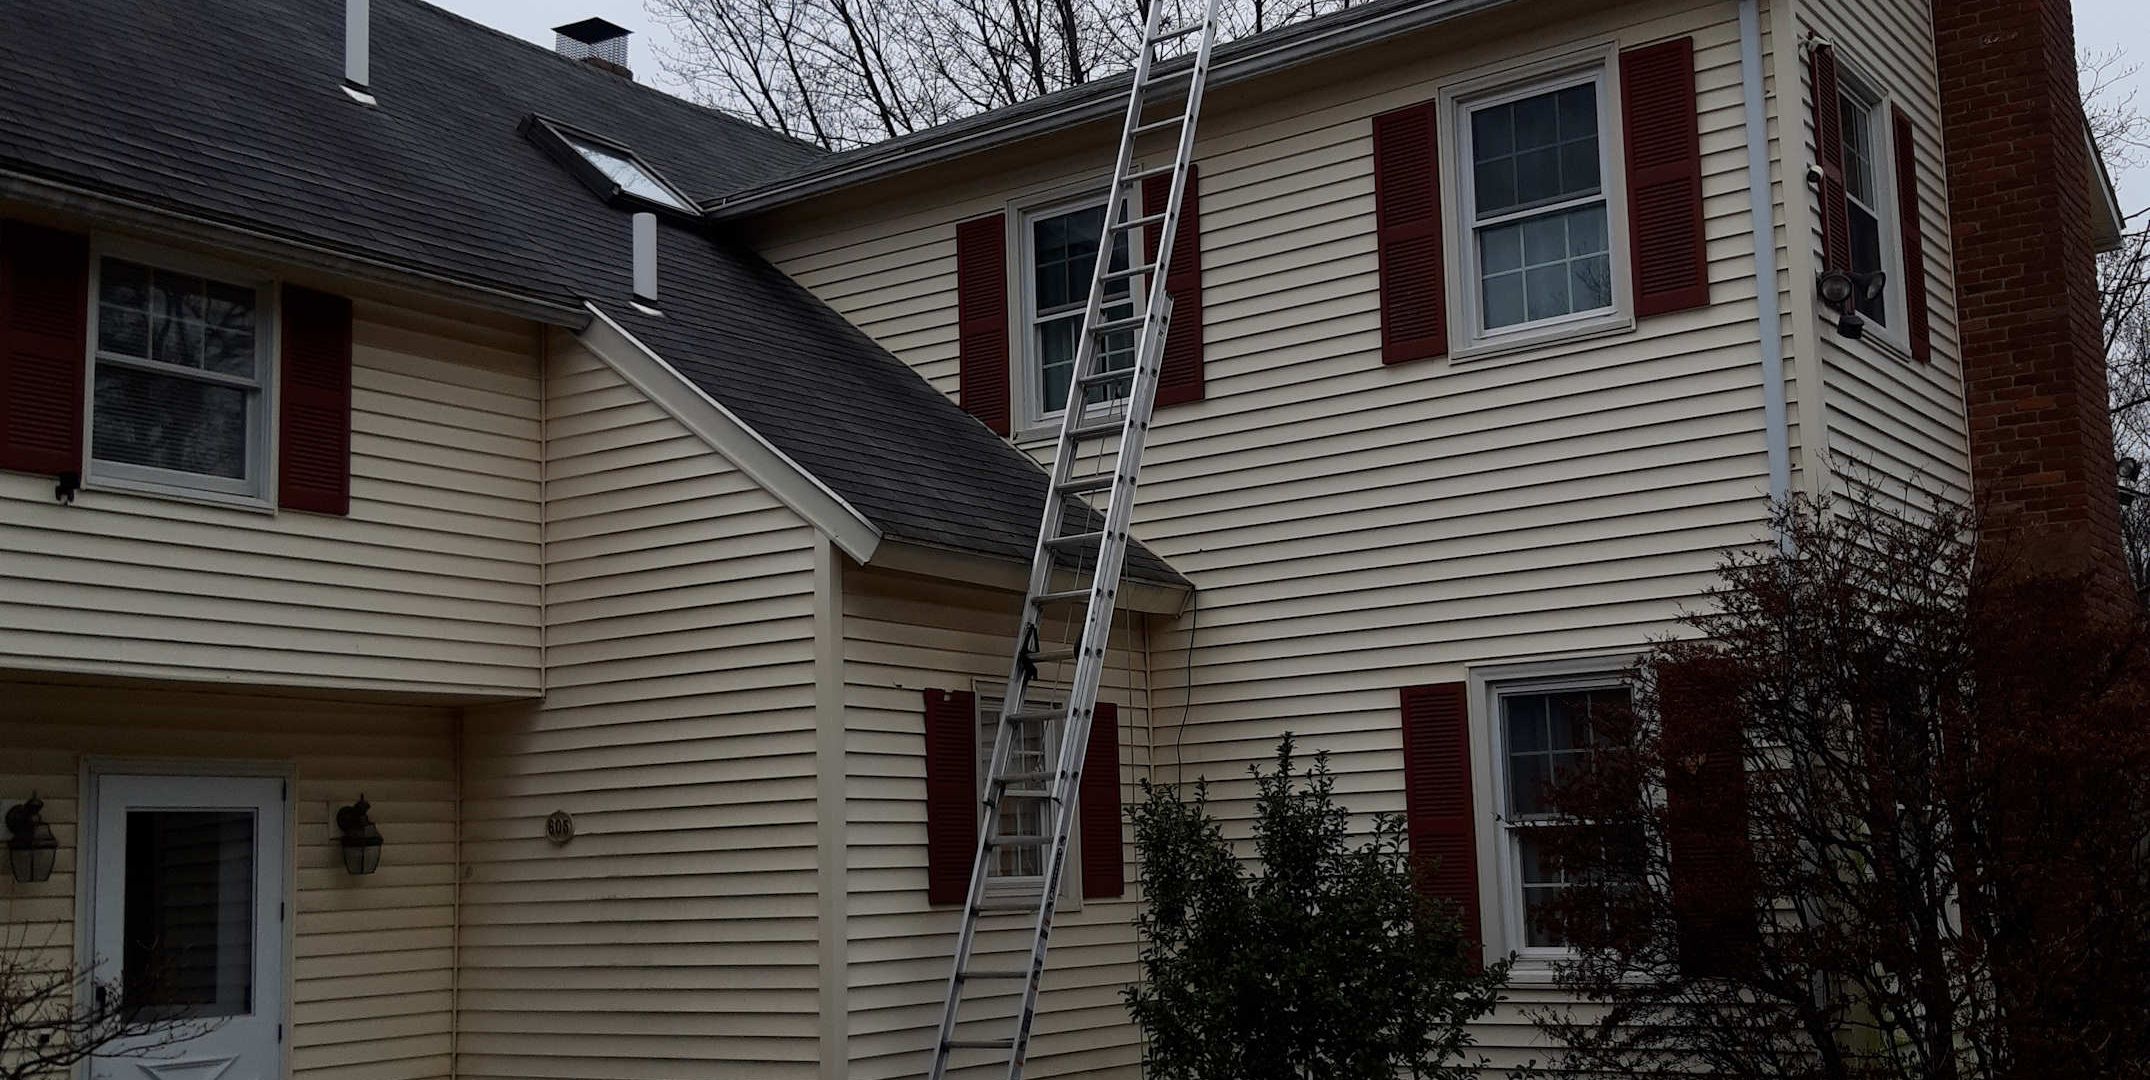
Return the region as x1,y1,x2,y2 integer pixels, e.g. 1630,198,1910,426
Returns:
1022,200,1137,427
976,694,1058,886
89,255,271,501
1496,681,1631,954
1461,73,1616,340
1837,85,1891,328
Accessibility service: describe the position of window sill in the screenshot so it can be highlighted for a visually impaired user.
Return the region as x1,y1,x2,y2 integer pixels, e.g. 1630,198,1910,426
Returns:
1447,313,1636,366
1501,955,1578,984
84,471,276,515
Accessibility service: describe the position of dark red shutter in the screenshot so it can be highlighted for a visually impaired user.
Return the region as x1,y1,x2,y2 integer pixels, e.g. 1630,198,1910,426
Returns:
0,221,88,477
278,285,351,515
1891,106,1932,363
1081,701,1124,898
1400,682,1481,967
1621,38,1710,317
924,688,979,905
1658,655,1759,979
1143,165,1206,406
1372,104,1447,364
955,215,1012,435
1811,45,1851,276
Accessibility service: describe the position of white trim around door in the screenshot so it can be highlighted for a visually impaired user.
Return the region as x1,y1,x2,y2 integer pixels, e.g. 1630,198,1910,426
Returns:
82,770,289,1080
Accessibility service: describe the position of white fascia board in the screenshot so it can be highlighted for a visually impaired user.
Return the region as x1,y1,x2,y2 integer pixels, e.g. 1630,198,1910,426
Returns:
868,538,1189,615
579,302,883,563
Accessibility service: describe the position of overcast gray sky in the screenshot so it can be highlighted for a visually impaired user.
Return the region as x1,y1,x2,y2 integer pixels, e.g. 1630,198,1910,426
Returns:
435,0,2150,210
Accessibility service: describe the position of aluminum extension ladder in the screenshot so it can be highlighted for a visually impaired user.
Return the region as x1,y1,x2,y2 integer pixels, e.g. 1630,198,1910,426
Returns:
924,1,1221,1077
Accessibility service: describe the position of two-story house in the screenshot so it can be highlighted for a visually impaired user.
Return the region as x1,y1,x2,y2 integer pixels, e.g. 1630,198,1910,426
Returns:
0,0,2123,1078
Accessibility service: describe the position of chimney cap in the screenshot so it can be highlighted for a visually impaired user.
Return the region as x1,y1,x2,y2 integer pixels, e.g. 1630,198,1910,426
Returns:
553,17,631,46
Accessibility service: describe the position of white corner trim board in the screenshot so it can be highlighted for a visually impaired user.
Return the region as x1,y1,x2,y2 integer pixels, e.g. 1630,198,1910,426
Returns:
578,302,884,563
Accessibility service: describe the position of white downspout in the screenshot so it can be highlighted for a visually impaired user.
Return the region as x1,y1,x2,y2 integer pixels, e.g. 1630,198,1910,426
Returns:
1741,0,1793,542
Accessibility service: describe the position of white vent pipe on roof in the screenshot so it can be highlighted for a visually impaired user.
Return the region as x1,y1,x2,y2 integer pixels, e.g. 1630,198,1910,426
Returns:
632,212,660,312
344,0,377,105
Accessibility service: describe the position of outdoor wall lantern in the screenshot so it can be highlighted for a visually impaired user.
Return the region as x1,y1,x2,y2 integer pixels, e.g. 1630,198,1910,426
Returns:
336,795,383,876
5,794,57,884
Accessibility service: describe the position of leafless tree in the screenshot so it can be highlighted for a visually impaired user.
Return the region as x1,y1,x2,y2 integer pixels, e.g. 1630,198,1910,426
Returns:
648,0,1381,149
1,930,213,1080
2085,51,2150,599
1520,492,2150,1080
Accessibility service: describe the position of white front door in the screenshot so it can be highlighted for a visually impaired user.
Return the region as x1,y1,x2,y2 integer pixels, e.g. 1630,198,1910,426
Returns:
89,774,286,1080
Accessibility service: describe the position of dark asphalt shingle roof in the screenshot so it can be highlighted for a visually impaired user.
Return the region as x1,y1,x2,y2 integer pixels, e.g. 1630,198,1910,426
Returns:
0,0,1183,587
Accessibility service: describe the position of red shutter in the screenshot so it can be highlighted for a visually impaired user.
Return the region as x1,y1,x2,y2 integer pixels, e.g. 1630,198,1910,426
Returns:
1657,655,1759,979
1400,682,1481,967
924,688,979,905
1811,45,1852,275
955,215,1012,435
278,285,351,515
1621,37,1711,317
1081,701,1124,898
0,221,88,477
1372,104,1448,364
1142,166,1206,406
1891,106,1932,363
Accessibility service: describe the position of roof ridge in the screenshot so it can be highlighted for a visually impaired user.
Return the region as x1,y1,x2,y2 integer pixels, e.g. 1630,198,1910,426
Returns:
389,0,825,158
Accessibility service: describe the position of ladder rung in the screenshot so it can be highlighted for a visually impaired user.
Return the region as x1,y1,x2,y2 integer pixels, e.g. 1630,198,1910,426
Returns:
1026,649,1076,666
1101,261,1157,283
946,1037,1019,1050
1109,211,1166,232
1006,706,1067,723
1091,312,1149,334
1069,416,1126,440
1132,115,1185,137
1033,589,1092,607
1080,366,1135,388
1120,162,1177,186
989,834,1051,848
961,967,1032,981
1045,529,1106,549
1150,21,1203,43
1056,474,1115,496
976,896,1039,913
999,788,1056,800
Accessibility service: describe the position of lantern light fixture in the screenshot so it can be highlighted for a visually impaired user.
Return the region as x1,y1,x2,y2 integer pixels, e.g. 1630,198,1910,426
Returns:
5,794,57,884
336,795,383,876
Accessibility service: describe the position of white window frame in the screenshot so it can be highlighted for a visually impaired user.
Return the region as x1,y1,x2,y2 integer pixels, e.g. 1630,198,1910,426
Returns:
82,238,278,509
1442,48,1634,360
1012,190,1146,436
972,686,1084,909
1470,654,1638,973
1829,62,1912,358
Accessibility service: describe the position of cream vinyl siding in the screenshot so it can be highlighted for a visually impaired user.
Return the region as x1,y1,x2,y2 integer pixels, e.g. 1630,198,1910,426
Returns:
0,681,459,1080
839,566,1150,1080
1794,0,1971,504
0,297,544,699
455,337,824,1080
756,0,1786,1065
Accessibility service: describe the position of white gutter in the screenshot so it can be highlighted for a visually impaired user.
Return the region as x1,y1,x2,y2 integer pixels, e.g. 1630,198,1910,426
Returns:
1740,0,1793,538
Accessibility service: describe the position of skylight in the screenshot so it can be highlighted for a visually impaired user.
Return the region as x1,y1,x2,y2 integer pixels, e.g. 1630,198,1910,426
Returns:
562,132,692,211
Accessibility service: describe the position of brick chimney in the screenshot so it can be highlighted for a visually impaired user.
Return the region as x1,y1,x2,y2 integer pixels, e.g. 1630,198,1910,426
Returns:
1934,0,2128,601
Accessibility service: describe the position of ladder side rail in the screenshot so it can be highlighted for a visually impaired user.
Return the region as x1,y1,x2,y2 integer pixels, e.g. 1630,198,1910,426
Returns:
925,3,1171,1074
1000,297,1173,1080
999,7,1223,1072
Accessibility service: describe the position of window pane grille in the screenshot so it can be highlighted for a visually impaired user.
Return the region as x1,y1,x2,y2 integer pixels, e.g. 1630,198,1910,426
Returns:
1030,204,1135,416
1469,82,1612,332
